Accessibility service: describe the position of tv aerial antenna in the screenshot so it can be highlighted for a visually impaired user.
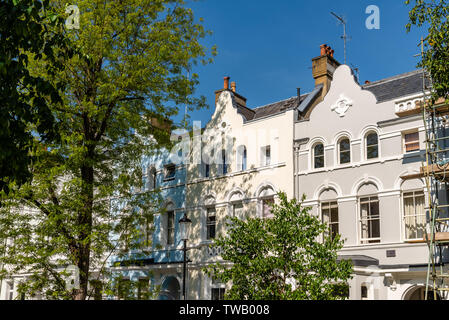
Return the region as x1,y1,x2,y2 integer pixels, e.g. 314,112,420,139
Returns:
330,12,349,65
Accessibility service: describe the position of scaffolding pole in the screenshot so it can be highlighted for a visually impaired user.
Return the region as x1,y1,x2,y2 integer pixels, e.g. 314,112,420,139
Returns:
421,56,449,300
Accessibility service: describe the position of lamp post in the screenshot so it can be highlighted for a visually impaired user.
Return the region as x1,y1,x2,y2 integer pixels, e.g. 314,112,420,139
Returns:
178,213,191,300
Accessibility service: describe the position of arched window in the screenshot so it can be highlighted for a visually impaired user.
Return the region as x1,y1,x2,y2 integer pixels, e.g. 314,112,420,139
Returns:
366,132,379,160
162,203,175,246
358,183,380,244
236,145,247,171
206,207,216,240
220,150,228,175
313,143,325,169
258,185,275,219
339,138,351,164
320,188,339,240
401,179,426,241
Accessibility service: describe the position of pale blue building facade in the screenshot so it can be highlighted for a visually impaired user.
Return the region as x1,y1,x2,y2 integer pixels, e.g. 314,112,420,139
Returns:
110,146,187,300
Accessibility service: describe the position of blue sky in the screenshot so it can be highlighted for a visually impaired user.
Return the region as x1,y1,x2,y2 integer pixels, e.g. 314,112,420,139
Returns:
178,0,427,126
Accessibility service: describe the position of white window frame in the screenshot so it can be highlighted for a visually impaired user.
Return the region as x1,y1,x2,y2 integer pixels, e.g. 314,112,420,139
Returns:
166,210,175,246
261,145,271,167
321,201,339,240
402,189,426,241
338,138,351,165
365,132,379,160
262,196,275,219
359,196,381,244
206,207,216,240
313,143,325,169
403,130,420,154
164,164,176,181
236,145,247,172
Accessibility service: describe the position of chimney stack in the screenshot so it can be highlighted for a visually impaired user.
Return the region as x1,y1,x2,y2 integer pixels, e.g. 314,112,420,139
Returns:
214,76,247,107
312,44,340,101
223,76,230,90
231,81,236,93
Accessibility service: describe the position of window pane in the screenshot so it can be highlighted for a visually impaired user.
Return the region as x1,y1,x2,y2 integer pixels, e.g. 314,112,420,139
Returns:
165,165,176,179
366,133,379,159
263,198,274,219
367,146,378,159
233,202,243,217
339,139,351,164
314,144,324,156
360,197,380,243
167,211,174,245
405,132,419,143
367,133,378,146
266,146,271,165
405,142,420,153
207,208,216,239
322,202,339,240
404,191,426,240
211,288,225,300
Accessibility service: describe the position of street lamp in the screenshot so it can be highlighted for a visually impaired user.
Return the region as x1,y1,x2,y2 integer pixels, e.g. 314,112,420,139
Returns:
179,213,191,300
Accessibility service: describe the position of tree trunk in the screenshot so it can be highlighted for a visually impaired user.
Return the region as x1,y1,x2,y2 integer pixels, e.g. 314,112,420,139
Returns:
74,155,94,300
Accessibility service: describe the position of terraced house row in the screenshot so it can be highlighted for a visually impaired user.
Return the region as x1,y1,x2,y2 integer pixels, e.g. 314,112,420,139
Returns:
105,44,445,301
1,45,440,300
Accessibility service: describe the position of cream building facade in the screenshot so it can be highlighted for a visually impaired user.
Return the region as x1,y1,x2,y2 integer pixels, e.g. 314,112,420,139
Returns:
183,77,305,300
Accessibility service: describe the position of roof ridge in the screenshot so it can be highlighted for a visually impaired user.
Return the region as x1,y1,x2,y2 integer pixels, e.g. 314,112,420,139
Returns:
362,69,423,88
252,93,309,111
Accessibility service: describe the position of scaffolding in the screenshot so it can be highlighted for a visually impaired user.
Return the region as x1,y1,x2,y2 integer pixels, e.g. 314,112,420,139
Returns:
421,69,449,300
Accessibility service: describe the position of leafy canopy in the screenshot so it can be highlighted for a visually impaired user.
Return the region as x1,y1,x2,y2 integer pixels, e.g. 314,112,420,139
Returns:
0,0,72,193
406,0,449,101
0,0,215,300
206,192,353,300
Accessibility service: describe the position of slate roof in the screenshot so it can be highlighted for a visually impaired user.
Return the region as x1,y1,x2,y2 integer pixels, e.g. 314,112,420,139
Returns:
235,69,429,122
362,69,429,102
236,93,311,122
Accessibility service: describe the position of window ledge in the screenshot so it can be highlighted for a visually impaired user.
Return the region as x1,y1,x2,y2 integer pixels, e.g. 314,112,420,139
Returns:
403,151,423,158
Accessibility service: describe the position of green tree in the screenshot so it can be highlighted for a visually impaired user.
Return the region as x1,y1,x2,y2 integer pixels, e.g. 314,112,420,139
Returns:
0,0,72,193
206,192,353,300
0,0,215,300
406,0,449,101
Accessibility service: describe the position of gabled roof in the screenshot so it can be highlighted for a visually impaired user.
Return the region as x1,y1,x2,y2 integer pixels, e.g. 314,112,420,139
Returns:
233,69,428,123
362,69,429,102
236,92,312,122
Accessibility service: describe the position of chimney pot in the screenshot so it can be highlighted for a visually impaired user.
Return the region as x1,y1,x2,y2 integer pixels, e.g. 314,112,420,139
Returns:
320,44,327,56
231,81,236,92
223,76,230,89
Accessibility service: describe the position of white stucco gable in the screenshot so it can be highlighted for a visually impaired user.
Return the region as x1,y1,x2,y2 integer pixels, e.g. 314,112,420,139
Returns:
309,65,379,123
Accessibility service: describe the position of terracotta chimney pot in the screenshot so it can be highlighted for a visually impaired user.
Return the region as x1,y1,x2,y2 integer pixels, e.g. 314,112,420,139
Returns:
320,44,327,56
223,76,230,90
231,81,236,92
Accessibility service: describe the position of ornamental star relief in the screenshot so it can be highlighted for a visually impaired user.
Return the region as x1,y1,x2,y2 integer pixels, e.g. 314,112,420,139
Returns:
331,94,353,117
